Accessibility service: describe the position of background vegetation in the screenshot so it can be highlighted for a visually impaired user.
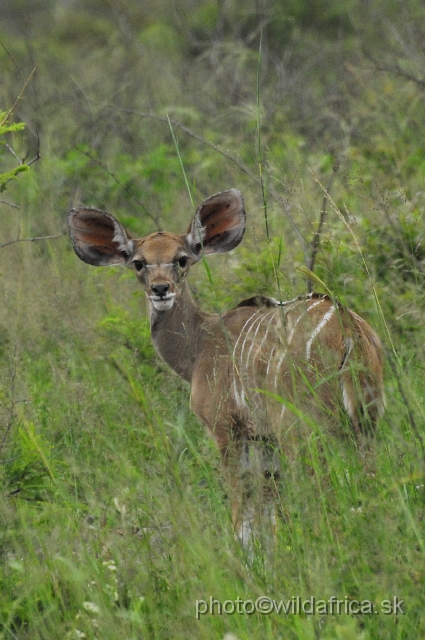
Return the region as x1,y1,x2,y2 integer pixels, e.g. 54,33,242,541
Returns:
1,0,425,638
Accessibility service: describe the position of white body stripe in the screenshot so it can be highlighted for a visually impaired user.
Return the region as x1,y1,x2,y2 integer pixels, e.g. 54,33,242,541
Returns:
232,309,262,408
231,301,338,409
232,310,262,360
305,305,335,361
246,311,274,375
240,312,265,368
273,350,287,390
287,309,308,344
342,382,355,420
307,297,325,312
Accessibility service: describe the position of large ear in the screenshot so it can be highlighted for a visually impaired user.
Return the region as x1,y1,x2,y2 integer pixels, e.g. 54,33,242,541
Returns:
185,189,245,260
68,208,134,266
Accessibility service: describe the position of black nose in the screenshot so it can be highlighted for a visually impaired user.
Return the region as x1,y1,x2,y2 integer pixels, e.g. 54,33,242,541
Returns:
151,283,170,298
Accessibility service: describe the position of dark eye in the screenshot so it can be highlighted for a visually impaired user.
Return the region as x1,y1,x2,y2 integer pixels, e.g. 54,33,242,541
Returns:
178,256,188,268
133,260,144,271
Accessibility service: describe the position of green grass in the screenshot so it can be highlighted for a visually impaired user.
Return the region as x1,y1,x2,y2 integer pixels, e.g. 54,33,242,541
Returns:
0,182,424,639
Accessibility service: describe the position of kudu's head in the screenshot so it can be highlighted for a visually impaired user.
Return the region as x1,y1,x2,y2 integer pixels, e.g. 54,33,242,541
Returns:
68,189,245,311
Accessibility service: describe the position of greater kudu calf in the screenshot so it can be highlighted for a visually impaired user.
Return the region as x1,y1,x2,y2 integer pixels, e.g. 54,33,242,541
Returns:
68,189,384,547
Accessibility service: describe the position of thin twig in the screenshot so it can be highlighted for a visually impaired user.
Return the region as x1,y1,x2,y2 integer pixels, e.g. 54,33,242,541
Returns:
5,132,40,168
309,168,398,358
256,30,270,242
307,167,337,292
370,58,425,89
1,130,41,191
0,233,64,249
0,199,20,208
113,107,309,253
26,130,41,167
386,350,425,466
5,143,20,163
167,115,194,208
77,149,160,229
0,348,18,455
27,150,41,167
0,456,21,464
0,40,26,80
1,66,37,126
116,107,258,182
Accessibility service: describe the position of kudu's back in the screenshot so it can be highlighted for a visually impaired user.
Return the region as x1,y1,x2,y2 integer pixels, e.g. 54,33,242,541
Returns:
190,292,384,459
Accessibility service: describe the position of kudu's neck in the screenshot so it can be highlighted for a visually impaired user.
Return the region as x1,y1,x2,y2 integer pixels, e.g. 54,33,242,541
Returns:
148,281,215,382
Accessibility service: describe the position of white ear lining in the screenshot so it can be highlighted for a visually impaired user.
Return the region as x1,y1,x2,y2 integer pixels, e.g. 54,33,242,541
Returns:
112,221,134,257
186,227,205,247
186,220,206,255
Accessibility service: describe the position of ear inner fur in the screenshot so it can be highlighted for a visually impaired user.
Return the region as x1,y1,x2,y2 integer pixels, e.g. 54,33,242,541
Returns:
68,208,133,266
186,189,246,256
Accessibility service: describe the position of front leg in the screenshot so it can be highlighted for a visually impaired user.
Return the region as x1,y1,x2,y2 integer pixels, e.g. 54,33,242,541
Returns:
219,432,281,561
219,437,255,560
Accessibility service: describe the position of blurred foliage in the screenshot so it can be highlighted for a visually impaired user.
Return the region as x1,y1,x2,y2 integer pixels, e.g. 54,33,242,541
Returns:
0,114,29,192
1,0,425,638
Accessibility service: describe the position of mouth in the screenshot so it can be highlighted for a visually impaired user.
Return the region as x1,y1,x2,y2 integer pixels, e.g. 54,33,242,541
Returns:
149,294,176,311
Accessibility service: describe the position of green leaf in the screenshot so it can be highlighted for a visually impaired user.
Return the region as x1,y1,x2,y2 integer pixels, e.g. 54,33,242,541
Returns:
0,121,25,136
0,164,29,192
